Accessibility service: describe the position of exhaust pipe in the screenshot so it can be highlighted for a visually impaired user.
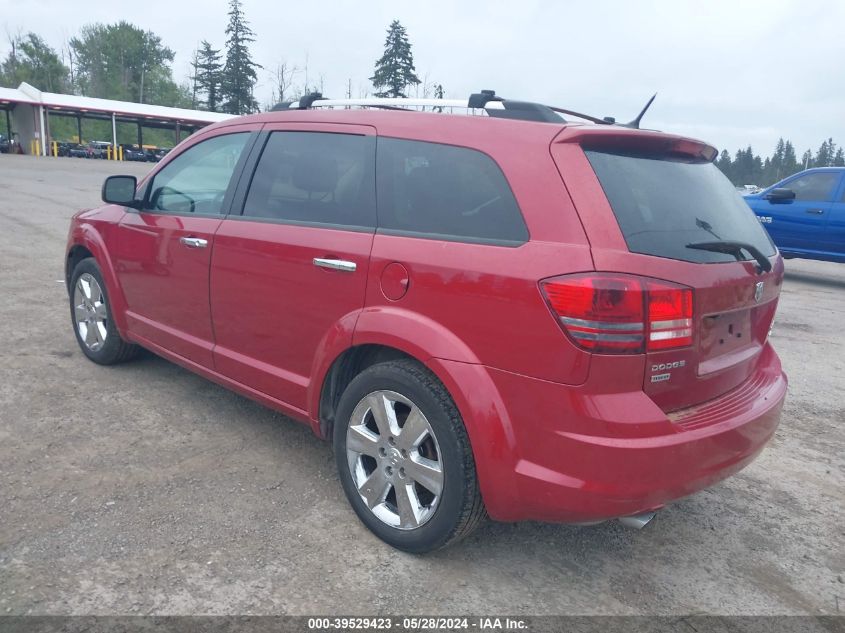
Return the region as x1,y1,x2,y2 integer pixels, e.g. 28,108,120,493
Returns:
618,510,657,530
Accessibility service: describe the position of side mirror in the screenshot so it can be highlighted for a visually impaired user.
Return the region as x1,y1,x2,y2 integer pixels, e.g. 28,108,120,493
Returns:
102,175,139,207
765,187,796,203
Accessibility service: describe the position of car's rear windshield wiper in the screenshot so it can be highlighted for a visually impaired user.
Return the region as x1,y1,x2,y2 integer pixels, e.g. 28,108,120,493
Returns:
685,240,773,273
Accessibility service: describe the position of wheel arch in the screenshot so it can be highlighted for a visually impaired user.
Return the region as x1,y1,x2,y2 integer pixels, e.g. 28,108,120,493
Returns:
66,224,130,336
315,341,521,520
309,306,482,437
66,244,94,289
316,344,417,441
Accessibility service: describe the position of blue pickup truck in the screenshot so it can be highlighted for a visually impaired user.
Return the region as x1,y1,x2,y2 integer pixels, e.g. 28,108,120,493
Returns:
744,167,845,263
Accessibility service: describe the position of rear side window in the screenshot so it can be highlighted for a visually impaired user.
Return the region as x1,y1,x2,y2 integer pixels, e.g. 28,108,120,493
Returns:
243,131,375,228
377,138,528,244
782,172,840,201
585,149,775,264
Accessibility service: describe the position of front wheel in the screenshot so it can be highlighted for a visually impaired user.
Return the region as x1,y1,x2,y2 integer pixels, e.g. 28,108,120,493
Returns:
333,360,486,553
69,258,139,365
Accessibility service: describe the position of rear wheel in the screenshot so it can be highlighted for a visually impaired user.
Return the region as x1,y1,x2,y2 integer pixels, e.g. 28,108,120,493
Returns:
69,258,139,365
333,360,485,552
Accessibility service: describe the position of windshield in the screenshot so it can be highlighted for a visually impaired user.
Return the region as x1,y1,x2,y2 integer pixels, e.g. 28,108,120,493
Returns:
585,149,776,264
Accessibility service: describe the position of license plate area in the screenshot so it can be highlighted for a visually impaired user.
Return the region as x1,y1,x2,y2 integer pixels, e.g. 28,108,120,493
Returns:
699,309,752,366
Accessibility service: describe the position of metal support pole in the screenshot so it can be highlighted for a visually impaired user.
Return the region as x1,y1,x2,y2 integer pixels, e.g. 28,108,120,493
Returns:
77,116,83,144
45,109,52,156
137,122,143,148
175,121,181,145
38,105,47,156
111,112,117,160
5,109,10,138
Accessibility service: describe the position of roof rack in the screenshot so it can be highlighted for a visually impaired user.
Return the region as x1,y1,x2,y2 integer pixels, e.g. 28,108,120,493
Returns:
271,90,657,128
273,90,564,123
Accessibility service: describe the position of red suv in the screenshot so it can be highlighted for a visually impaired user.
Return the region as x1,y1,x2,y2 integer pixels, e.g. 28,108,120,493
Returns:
66,93,787,552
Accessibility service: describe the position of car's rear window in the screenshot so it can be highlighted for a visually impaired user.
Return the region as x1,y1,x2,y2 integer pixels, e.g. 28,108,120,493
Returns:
585,149,776,263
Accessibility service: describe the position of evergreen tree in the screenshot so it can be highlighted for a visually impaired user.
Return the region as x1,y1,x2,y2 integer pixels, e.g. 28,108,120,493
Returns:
732,146,763,185
815,138,833,167
221,0,261,115
762,157,771,183
732,148,746,183
370,20,421,98
800,149,813,170
193,41,223,112
783,141,798,176
716,149,733,180
767,138,786,183
716,138,838,187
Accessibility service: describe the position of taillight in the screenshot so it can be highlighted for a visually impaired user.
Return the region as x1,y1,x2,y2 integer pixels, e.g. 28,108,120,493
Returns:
646,281,693,349
540,273,693,354
541,275,645,353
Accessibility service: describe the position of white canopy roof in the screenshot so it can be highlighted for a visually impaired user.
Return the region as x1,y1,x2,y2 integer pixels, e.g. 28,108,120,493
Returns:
0,82,234,126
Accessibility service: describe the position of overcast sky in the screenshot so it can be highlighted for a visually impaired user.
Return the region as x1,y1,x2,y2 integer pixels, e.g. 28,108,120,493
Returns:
2,0,843,155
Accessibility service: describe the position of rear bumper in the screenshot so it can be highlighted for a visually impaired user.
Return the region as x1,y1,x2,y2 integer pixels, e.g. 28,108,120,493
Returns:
447,343,786,523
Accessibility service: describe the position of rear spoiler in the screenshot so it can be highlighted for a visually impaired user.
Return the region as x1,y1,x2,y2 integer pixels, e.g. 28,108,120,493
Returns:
553,126,718,163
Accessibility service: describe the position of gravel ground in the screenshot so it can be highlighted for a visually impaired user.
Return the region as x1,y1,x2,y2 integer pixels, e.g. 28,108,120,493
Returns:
0,154,842,616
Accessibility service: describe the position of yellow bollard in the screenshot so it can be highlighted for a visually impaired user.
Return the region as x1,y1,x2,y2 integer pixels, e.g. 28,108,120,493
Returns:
119,146,124,161
52,141,58,157
106,146,112,160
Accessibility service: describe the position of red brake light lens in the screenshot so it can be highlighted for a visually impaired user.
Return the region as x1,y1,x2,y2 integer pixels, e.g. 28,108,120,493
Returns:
541,275,645,353
540,274,693,354
647,282,693,350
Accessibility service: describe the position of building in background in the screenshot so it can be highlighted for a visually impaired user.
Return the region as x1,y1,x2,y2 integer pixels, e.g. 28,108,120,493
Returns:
0,82,233,156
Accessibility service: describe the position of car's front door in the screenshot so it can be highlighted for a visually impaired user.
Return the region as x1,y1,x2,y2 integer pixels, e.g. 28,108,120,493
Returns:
113,128,254,367
209,124,376,411
754,171,841,253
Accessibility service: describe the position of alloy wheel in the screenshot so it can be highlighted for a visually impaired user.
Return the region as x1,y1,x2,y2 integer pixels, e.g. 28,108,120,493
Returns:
73,273,108,352
346,390,444,530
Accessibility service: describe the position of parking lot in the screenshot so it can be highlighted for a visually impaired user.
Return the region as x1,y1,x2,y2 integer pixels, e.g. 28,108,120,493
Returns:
0,153,842,616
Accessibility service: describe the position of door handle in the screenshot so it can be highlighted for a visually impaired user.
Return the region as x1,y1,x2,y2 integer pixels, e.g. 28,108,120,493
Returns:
313,257,356,272
179,236,208,248
806,208,825,215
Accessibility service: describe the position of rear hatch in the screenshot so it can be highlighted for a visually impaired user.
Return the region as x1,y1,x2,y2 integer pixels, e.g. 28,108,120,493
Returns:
551,130,782,412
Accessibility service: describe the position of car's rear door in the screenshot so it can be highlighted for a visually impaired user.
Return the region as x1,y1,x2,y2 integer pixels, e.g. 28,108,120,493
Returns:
113,127,255,367
209,123,376,412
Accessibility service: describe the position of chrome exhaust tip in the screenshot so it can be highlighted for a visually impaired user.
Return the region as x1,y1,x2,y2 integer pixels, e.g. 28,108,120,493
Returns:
618,510,657,530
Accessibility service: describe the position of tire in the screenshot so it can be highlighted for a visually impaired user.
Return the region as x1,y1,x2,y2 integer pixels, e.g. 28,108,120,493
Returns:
333,359,486,553
69,258,139,365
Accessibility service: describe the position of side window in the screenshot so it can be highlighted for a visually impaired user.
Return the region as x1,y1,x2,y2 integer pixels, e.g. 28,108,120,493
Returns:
377,138,528,243
783,172,840,202
147,133,249,215
242,131,375,228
